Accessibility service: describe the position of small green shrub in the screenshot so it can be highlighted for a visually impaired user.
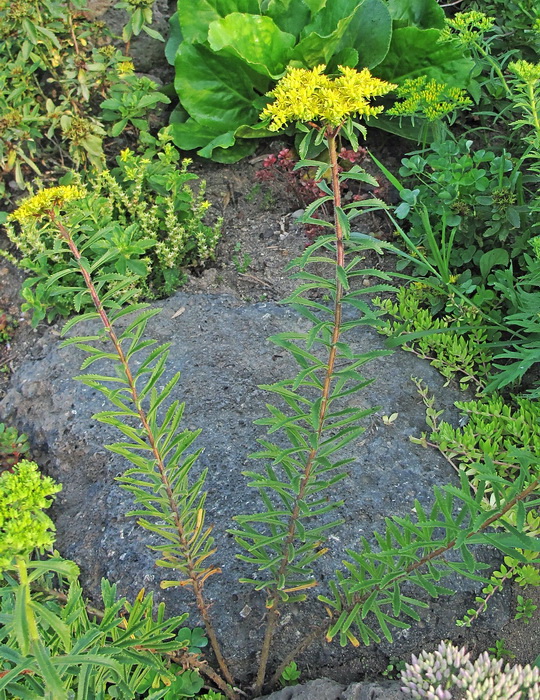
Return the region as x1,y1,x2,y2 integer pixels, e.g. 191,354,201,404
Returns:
0,459,60,568
397,139,533,273
374,285,492,391
3,137,222,325
0,0,170,201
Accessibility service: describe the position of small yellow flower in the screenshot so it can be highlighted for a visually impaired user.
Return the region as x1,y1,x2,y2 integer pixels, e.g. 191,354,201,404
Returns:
120,148,132,162
260,65,396,131
117,60,135,75
9,186,87,223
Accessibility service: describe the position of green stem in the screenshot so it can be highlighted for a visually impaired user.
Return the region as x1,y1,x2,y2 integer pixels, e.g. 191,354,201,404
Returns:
52,214,237,695
253,128,345,696
475,42,511,97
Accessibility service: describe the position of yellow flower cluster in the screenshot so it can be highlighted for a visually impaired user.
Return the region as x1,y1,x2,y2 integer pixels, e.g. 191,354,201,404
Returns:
260,65,396,131
388,76,472,122
443,11,495,45
117,60,135,75
9,185,87,223
509,60,540,85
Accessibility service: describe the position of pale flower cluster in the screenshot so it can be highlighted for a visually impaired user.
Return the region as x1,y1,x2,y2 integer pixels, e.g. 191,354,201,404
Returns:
388,76,472,121
260,64,396,130
401,640,540,700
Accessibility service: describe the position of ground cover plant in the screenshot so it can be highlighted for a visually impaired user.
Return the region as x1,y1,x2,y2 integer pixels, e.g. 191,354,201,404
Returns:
0,0,169,203
0,1,539,699
2,53,540,699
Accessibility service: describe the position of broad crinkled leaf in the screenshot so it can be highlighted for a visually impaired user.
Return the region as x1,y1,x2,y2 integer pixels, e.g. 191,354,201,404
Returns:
208,13,296,78
292,0,366,66
387,0,445,29
174,43,266,131
265,0,312,36
177,0,260,43
336,0,392,68
303,0,327,12
374,27,475,86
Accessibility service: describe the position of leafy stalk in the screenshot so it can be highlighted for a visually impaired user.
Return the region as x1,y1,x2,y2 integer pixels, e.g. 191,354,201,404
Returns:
47,212,236,695
250,129,346,693
269,458,539,683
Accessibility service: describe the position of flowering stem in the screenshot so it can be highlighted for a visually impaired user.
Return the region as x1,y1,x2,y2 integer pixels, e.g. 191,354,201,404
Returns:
253,129,345,695
51,213,236,695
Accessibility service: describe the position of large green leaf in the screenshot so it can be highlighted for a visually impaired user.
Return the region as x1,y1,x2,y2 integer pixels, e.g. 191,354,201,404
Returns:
374,28,475,87
208,13,296,78
170,118,220,150
177,0,260,44
303,0,327,11
198,131,258,161
174,43,266,131
265,0,312,37
387,0,445,29
292,0,366,66
336,0,392,68
165,12,182,65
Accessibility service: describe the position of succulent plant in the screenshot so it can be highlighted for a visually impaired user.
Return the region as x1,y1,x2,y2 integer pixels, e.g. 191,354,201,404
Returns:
401,640,540,699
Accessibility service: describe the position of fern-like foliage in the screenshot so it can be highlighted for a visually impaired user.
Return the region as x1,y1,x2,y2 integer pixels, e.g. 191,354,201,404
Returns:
320,459,539,648
232,235,393,600
35,217,234,687
61,296,216,591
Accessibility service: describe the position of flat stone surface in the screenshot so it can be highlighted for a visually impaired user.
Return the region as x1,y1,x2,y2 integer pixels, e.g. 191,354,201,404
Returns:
257,679,405,700
0,292,508,683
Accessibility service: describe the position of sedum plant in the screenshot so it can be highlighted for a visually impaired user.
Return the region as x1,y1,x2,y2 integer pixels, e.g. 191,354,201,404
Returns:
5,66,540,699
165,0,475,161
400,640,540,699
3,135,222,326
373,285,492,392
0,460,60,569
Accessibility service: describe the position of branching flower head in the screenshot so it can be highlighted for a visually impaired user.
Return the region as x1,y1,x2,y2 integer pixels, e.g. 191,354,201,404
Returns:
443,11,495,45
9,185,87,223
260,64,396,131
388,76,472,122
509,60,540,87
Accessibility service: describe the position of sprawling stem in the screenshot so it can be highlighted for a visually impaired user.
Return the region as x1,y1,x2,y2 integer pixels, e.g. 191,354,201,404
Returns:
51,214,236,695
254,129,345,695
270,476,539,684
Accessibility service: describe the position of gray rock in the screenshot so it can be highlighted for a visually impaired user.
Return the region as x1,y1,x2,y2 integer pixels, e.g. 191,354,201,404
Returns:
256,679,405,700
0,292,508,683
341,681,405,699
258,679,343,700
